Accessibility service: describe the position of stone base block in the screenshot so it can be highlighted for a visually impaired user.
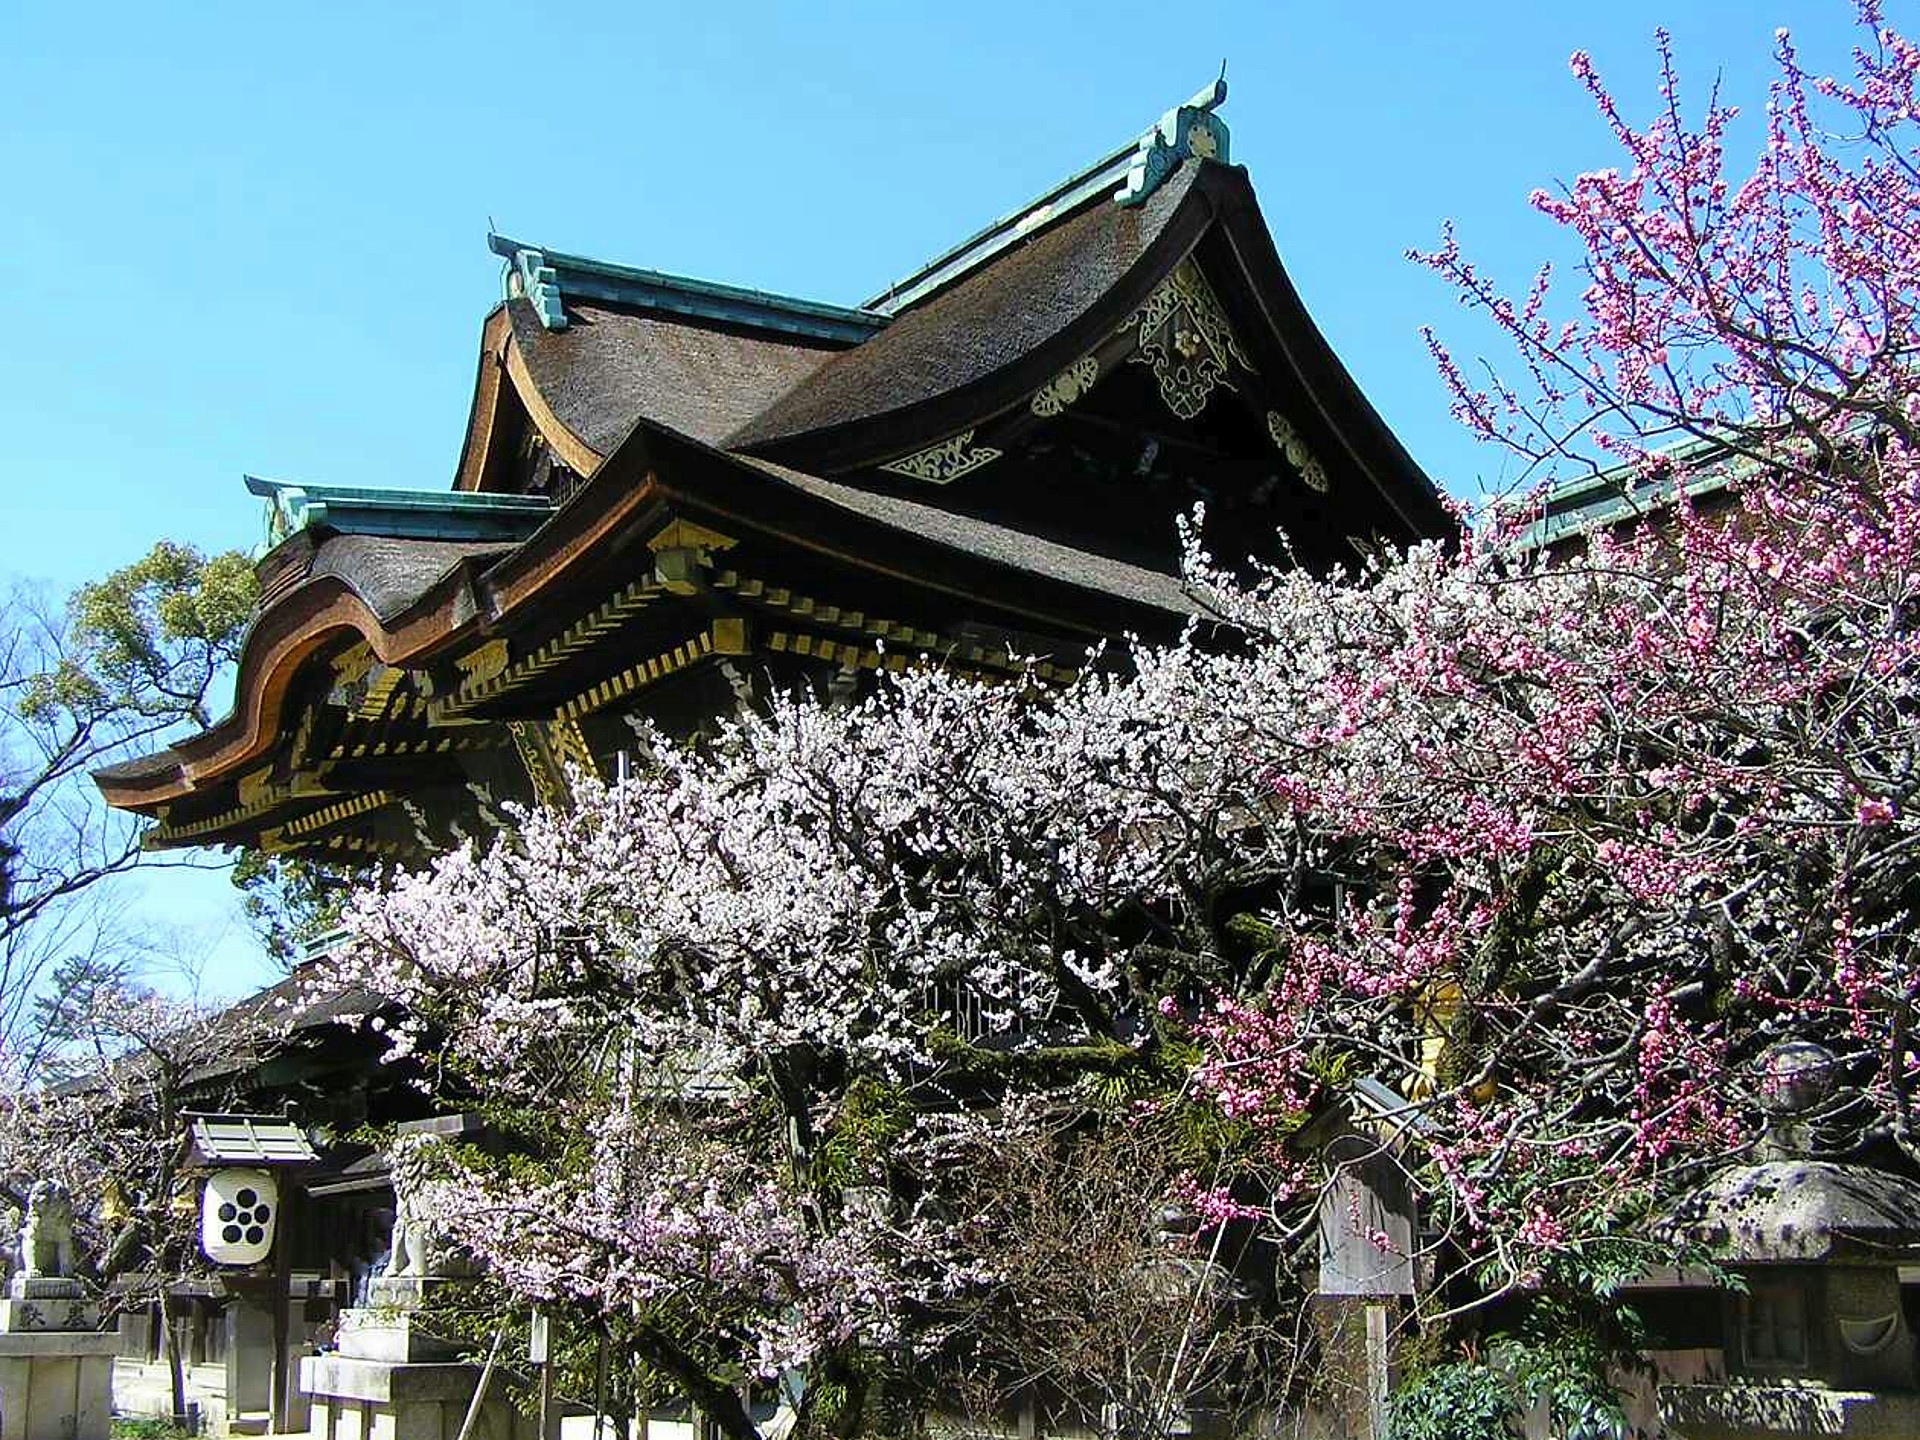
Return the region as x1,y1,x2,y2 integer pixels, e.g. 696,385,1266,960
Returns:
302,1354,528,1440
0,1336,118,1440
1661,1382,1920,1437
335,1309,463,1364
0,1298,99,1334
365,1276,469,1311
9,1277,84,1301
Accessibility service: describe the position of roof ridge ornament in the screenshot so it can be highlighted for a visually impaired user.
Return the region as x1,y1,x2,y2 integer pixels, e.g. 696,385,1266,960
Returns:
247,479,325,551
1115,74,1231,208
501,243,568,331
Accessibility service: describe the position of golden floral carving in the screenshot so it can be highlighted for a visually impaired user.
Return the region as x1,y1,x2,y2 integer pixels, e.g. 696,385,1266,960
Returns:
1267,410,1331,493
1030,355,1100,417
878,430,1003,485
1126,260,1253,420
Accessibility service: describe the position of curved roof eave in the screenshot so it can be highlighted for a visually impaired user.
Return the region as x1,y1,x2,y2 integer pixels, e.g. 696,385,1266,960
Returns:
92,553,500,809
1203,172,1454,538
719,162,1452,545
727,164,1214,468
96,466,673,810
595,414,1209,634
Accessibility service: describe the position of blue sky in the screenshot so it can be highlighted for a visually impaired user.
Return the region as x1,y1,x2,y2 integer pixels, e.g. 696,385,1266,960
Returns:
0,0,1859,993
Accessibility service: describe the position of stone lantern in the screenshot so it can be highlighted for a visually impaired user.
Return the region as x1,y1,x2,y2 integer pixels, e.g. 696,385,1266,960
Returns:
1656,1044,1920,1436
180,1111,319,1434
1679,1161,1920,1388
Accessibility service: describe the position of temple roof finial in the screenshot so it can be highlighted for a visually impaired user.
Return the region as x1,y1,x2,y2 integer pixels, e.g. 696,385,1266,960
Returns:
491,236,567,331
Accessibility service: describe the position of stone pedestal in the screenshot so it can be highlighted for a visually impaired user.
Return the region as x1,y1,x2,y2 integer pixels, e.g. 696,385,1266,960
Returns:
333,1307,462,1365
364,1277,464,1315
0,1277,116,1440
302,1297,526,1440
226,1292,275,1418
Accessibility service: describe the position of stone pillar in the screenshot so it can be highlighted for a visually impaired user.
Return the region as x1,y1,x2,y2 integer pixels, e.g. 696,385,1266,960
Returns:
0,1278,118,1440
300,1281,523,1440
226,1293,276,1417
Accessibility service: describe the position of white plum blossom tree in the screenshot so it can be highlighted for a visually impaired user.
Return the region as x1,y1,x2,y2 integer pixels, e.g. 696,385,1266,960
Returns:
0,972,278,1421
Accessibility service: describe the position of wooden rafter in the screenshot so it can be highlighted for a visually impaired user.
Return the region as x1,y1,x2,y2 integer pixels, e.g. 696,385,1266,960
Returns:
715,568,1079,683
432,577,665,720
284,790,398,839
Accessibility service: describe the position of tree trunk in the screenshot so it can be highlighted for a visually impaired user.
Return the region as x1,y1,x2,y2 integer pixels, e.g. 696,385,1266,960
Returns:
631,1326,758,1440
159,1298,189,1425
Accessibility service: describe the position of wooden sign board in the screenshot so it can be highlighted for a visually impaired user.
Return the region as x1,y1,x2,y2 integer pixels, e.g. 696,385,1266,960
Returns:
1317,1129,1416,1297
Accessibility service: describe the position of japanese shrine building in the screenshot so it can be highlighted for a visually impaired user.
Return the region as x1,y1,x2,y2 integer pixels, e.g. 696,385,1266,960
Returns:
94,79,1451,874
86,80,1443,1440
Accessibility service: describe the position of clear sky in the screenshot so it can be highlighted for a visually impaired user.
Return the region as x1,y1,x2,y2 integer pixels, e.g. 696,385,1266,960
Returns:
0,0,1860,995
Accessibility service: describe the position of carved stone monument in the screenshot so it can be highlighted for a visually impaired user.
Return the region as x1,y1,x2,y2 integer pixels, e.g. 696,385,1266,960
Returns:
303,1117,526,1440
0,1180,119,1440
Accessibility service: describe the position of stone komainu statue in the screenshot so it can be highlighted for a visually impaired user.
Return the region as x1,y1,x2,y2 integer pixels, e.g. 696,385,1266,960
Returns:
385,1135,467,1279
18,1180,74,1279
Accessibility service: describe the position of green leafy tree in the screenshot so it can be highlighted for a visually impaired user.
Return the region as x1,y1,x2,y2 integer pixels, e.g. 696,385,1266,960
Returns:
231,851,365,970
0,542,256,1041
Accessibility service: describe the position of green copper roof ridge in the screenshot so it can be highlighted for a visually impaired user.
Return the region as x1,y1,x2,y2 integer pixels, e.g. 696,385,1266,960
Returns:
245,475,555,551
487,233,889,342
862,74,1230,317
244,476,554,511
859,141,1141,315
1520,415,1873,547
1510,432,1767,549
486,76,1229,339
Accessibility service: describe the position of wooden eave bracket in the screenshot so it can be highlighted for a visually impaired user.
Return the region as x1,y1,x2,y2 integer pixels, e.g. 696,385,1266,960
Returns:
649,517,738,596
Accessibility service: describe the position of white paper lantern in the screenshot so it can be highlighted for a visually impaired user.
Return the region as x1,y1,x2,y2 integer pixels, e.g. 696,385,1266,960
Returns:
201,1168,279,1266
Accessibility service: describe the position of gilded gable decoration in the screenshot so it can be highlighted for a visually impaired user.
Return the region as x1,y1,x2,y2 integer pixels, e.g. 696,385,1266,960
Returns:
330,642,375,689
1126,260,1253,420
508,721,568,812
648,519,737,556
236,766,278,809
454,639,510,686
547,715,599,782
878,431,1003,485
1030,356,1100,417
1267,410,1331,493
